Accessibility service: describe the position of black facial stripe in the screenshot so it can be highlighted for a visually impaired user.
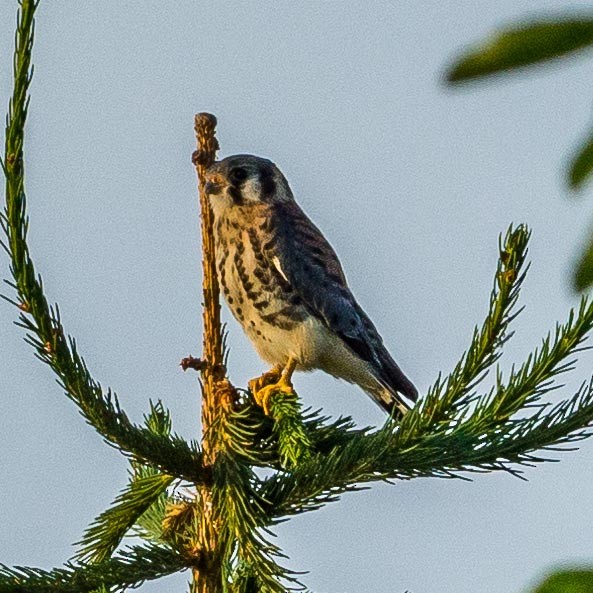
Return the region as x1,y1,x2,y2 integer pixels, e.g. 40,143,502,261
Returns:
259,165,277,198
228,184,243,205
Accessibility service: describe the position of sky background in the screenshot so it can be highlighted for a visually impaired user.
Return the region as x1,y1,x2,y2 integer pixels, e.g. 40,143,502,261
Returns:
2,2,593,592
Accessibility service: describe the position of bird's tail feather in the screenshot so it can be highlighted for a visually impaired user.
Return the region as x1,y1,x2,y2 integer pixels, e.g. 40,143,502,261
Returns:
366,384,410,419
371,347,418,417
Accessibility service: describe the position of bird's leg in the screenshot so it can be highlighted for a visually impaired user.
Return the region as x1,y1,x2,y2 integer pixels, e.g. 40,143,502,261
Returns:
249,357,297,416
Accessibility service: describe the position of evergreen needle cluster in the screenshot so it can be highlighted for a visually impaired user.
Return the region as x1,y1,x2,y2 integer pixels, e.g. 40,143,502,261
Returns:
4,2,593,592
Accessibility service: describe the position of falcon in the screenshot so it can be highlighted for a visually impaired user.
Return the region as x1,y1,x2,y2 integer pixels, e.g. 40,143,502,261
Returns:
204,154,418,417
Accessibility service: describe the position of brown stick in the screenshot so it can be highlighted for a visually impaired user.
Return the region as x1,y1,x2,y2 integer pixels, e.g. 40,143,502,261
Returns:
194,112,224,440
192,112,223,593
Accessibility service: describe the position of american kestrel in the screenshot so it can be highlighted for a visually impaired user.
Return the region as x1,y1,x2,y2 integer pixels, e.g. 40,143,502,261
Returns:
204,154,418,417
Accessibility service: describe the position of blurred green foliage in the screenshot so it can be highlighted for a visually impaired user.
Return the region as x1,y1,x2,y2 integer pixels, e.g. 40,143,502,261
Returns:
447,15,593,291
532,569,593,593
448,13,593,592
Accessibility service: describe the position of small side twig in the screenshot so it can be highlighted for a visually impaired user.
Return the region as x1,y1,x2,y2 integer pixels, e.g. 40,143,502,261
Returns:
180,355,206,372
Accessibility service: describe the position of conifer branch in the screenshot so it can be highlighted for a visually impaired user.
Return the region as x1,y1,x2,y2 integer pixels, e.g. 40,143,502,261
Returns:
132,402,178,544
75,401,174,563
219,392,314,470
411,225,529,429
14,309,207,482
75,472,174,563
193,112,225,427
132,465,172,544
196,379,304,590
1,0,208,485
75,402,177,562
214,452,300,593
476,296,593,421
260,377,593,517
297,410,370,456
0,545,187,593
259,237,593,519
228,563,260,593
216,400,276,466
269,390,313,469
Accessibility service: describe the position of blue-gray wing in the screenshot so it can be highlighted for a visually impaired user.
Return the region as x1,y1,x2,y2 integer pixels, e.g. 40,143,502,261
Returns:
268,202,418,404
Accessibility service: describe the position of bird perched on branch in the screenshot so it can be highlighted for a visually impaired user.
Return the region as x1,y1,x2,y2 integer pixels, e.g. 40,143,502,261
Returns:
204,154,418,418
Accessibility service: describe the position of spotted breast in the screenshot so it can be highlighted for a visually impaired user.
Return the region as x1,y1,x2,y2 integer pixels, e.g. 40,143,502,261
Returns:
214,204,319,368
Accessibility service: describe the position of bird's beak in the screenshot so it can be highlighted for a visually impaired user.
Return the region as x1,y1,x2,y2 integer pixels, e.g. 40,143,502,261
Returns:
204,180,222,195
204,173,225,196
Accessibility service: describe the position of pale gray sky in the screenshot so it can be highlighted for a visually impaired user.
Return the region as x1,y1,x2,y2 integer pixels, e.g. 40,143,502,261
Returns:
2,2,593,592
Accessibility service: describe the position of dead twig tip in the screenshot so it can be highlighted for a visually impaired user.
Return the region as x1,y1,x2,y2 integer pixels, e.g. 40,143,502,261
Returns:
180,355,206,372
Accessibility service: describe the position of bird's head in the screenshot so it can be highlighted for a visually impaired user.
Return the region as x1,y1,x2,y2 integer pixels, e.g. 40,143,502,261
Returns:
204,154,293,216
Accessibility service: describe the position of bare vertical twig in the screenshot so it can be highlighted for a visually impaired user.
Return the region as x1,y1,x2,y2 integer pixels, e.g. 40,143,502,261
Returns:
193,112,223,456
192,113,223,593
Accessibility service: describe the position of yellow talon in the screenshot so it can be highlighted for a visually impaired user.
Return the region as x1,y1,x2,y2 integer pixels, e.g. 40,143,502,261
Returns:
249,358,297,416
255,374,295,415
248,364,282,398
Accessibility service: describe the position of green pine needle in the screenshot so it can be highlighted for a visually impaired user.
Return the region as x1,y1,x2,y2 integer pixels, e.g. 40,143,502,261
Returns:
75,472,174,564
476,295,593,421
213,432,304,592
269,390,313,469
75,401,176,562
0,544,186,593
411,224,529,430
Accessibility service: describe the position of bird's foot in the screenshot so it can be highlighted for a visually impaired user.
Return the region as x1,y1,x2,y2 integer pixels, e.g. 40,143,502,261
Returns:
248,365,282,395
253,374,295,416
248,361,296,416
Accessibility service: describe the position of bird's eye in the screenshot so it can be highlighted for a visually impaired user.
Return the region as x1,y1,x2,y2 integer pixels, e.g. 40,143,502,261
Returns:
230,167,248,182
